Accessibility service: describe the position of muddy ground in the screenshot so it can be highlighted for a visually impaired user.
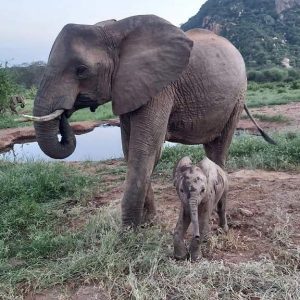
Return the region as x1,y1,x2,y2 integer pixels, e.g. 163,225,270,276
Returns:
2,103,300,299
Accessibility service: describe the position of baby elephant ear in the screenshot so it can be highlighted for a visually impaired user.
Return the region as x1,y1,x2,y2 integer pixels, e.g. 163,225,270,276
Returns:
111,15,193,115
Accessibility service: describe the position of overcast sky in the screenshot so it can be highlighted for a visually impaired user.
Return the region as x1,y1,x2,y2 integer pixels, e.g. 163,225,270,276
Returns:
0,0,205,65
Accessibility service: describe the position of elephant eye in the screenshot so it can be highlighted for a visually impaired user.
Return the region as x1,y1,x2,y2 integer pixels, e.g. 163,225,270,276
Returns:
201,188,205,193
76,65,89,79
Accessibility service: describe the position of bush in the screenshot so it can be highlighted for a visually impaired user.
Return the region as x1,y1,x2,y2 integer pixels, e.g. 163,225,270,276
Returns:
262,68,286,82
0,67,16,113
248,68,300,83
290,81,300,90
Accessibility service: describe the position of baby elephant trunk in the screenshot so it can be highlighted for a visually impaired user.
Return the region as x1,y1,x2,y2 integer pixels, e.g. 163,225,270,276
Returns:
189,196,200,238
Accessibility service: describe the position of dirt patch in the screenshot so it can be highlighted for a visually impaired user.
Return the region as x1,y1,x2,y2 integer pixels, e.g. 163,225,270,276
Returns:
155,169,300,263
238,102,300,133
86,168,300,264
0,119,119,152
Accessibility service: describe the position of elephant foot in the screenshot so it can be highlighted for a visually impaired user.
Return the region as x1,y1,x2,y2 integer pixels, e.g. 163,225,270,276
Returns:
173,237,188,260
189,237,201,262
122,212,143,229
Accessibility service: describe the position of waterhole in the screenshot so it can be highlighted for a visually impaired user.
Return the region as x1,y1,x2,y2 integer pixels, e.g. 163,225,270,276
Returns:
1,126,124,162
0,126,176,162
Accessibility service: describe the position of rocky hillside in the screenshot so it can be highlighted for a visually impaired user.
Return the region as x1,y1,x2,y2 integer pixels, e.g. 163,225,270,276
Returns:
181,0,300,68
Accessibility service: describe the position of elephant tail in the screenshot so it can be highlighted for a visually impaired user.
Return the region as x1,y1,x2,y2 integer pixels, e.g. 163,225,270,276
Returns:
243,104,277,145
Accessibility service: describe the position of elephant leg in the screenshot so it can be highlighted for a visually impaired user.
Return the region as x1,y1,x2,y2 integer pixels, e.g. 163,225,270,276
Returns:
173,205,190,260
120,114,160,225
142,145,163,224
203,100,244,168
120,97,172,227
142,183,156,224
217,191,228,233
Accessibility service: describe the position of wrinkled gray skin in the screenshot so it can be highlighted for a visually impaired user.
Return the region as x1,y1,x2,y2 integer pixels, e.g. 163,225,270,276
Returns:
33,14,253,227
9,95,25,114
173,156,228,261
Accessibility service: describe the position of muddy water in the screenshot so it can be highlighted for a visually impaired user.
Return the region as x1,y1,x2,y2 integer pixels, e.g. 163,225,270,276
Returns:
0,126,176,162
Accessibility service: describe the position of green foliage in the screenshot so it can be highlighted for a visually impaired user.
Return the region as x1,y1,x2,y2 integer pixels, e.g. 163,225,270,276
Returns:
247,68,300,83
182,0,300,68
0,67,17,114
7,61,46,89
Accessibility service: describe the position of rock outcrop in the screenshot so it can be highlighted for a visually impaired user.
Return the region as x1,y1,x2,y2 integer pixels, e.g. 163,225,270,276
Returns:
181,0,300,67
275,0,300,14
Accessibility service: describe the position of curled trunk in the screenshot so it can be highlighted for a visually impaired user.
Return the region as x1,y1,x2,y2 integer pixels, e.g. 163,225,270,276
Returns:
34,114,76,159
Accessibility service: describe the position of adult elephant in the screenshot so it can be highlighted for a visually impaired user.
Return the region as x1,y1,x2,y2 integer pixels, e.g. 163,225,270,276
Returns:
32,15,272,227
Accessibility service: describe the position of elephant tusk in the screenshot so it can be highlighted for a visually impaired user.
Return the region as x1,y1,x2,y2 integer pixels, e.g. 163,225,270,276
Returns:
15,110,64,123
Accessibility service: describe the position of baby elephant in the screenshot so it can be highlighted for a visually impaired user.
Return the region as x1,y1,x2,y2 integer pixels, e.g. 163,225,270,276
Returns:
173,156,228,261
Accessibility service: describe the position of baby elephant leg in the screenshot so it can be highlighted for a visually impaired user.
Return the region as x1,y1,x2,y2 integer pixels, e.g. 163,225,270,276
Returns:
189,236,201,262
217,191,228,233
173,206,190,260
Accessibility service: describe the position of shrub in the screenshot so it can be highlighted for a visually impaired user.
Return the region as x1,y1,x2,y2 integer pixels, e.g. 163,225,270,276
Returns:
290,81,300,90
262,68,286,82
248,68,300,83
0,67,16,113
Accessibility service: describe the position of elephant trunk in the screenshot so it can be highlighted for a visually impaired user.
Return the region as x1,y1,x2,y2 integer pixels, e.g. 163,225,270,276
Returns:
189,196,200,238
34,105,76,159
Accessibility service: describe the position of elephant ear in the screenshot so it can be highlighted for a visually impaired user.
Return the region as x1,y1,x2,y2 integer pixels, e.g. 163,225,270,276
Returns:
110,15,193,115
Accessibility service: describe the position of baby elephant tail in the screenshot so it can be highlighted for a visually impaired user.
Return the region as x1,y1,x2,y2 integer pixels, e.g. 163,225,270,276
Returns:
243,104,277,145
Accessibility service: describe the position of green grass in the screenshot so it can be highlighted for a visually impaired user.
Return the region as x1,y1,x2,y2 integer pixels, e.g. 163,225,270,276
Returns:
158,133,300,172
69,102,115,122
246,81,300,107
0,161,96,261
241,113,290,123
